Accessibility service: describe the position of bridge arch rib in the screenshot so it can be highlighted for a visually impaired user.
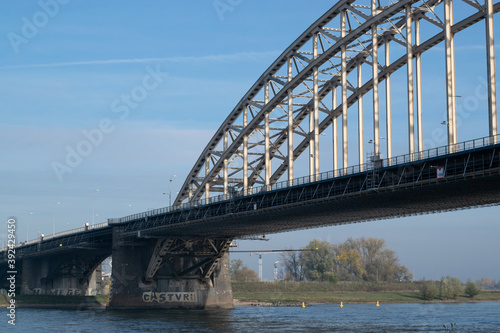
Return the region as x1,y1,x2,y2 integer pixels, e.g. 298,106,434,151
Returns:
176,0,500,206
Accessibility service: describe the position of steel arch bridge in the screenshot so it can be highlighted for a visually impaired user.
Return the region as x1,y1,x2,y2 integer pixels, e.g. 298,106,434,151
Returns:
176,0,499,206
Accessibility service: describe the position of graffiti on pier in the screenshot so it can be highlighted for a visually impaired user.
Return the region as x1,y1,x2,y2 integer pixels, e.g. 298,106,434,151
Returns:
142,291,196,303
33,288,83,295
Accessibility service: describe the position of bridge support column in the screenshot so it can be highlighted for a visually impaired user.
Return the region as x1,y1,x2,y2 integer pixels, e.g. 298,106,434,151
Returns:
415,18,423,158
265,80,271,187
20,255,103,296
371,1,380,160
109,228,233,309
341,9,349,170
444,0,457,147
313,32,320,180
406,5,415,159
288,56,294,183
385,37,392,165
358,62,364,169
332,86,338,175
486,0,498,142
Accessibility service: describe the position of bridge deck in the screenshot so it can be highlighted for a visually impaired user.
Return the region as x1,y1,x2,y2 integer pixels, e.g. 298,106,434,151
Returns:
3,137,500,260
114,141,500,239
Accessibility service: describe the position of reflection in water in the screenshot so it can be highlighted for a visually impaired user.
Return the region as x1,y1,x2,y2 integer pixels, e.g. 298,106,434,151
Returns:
7,302,500,333
104,309,234,333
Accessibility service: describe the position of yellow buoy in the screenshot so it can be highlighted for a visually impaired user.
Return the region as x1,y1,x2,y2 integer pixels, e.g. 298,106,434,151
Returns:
340,301,343,308
302,302,306,308
376,301,380,307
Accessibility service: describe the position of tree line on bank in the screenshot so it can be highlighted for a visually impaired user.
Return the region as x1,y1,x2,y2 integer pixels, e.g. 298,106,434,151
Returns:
229,237,496,300
230,258,259,282
230,237,413,283
280,237,413,283
420,277,482,300
474,277,500,289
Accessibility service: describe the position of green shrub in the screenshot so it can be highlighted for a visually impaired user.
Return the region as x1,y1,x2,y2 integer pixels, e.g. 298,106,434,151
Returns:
464,280,481,298
419,280,438,300
326,273,339,284
440,276,462,300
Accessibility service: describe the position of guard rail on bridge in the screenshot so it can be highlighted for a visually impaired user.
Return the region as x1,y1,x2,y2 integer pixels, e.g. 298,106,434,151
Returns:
3,134,499,249
0,222,109,253
109,134,500,225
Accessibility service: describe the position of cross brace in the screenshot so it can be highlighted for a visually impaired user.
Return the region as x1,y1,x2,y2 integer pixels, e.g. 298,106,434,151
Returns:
145,238,174,280
144,238,233,281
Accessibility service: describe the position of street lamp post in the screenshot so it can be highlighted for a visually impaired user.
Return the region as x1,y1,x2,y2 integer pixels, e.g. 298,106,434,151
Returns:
169,175,176,207
92,189,100,226
368,139,375,160
27,212,33,242
52,202,60,235
367,138,385,189
368,138,385,166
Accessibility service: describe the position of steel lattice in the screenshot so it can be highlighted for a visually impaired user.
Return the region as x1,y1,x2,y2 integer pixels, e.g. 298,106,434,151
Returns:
175,0,500,206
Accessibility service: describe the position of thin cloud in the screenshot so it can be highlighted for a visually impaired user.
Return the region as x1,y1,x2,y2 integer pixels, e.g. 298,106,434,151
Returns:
0,51,280,70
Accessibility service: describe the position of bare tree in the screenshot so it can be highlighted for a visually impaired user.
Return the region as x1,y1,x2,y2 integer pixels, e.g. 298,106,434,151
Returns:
280,249,304,281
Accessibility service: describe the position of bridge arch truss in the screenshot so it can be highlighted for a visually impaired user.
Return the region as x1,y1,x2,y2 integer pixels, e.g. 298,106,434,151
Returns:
176,0,500,205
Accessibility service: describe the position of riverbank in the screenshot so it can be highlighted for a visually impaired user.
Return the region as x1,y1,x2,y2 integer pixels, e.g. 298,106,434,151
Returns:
232,281,500,306
2,282,498,308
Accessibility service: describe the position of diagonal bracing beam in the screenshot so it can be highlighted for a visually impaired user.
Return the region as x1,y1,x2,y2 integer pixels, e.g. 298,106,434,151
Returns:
145,238,233,281
202,239,233,279
145,238,174,280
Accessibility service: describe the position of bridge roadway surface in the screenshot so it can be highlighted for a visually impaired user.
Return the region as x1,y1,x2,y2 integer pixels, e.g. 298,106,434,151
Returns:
2,137,499,261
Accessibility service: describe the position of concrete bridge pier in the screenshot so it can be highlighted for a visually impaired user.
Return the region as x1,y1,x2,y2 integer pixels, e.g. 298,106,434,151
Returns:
109,227,233,309
20,252,107,296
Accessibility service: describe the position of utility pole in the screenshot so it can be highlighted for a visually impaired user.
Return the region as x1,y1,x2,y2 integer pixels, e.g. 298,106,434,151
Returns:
259,254,263,281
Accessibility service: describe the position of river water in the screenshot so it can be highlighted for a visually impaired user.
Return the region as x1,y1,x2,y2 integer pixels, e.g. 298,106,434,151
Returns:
4,302,500,332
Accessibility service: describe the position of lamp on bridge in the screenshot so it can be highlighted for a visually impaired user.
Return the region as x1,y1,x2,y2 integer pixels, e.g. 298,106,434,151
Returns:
52,201,60,235
92,188,100,226
27,211,33,242
368,138,385,166
441,94,461,127
169,174,177,207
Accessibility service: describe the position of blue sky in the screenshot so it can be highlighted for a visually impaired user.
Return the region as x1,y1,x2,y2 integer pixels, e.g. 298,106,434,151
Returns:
1,0,499,282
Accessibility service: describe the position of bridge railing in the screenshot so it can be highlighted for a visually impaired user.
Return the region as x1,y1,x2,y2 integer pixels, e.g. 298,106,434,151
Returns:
110,134,499,224
0,221,110,252
5,135,497,249
383,135,498,167
12,135,498,246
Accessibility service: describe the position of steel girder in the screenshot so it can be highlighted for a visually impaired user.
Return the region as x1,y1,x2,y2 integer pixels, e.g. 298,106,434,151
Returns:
0,227,112,262
144,238,232,281
123,144,500,238
176,0,500,206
